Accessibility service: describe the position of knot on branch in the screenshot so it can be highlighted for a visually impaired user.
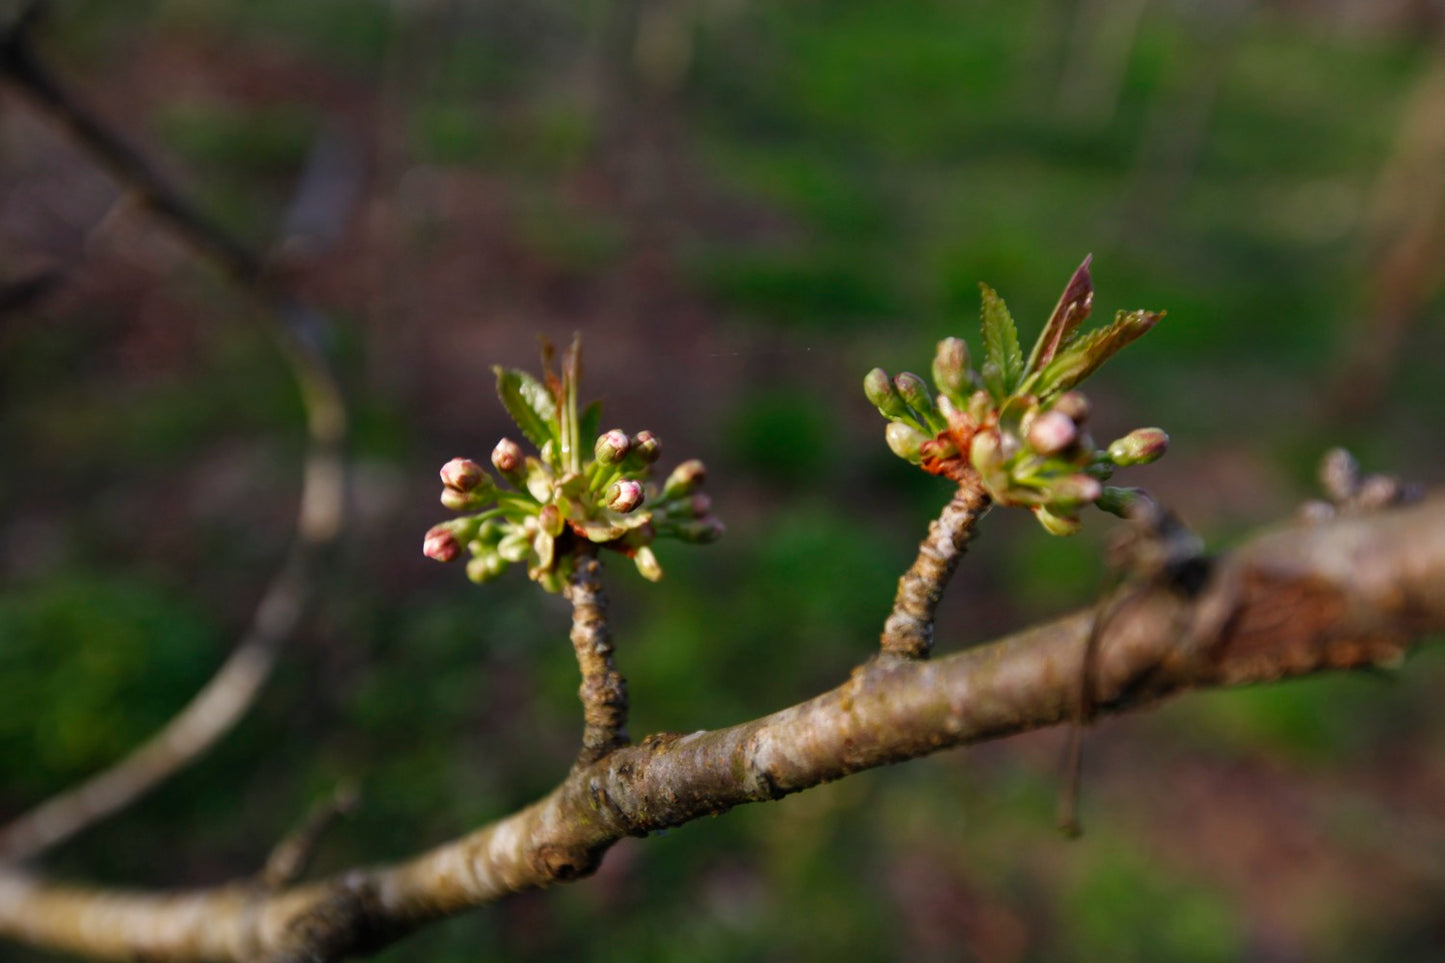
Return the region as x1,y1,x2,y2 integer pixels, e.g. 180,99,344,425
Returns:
532,843,603,882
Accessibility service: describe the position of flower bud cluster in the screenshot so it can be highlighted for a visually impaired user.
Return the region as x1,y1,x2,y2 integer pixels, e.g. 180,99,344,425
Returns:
864,258,1168,535
424,338,721,590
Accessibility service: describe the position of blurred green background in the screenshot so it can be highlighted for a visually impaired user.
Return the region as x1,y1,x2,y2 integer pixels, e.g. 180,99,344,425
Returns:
3,1,1445,960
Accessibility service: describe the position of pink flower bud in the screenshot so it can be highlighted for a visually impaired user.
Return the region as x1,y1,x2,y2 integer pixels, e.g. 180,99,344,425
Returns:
440,457,486,492
662,460,706,499
423,525,461,562
492,437,525,474
594,429,631,466
1051,391,1091,424
630,431,661,465
606,479,645,513
1107,428,1169,467
1026,410,1078,455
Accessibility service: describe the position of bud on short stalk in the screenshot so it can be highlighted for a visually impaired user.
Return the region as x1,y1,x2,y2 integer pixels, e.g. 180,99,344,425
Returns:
594,429,631,466
606,479,645,513
1107,428,1169,467
1051,391,1091,424
628,431,661,467
663,460,706,499
423,525,462,562
440,458,488,493
492,437,526,483
885,421,928,463
440,487,484,512
931,337,972,403
1026,410,1078,455
864,368,915,423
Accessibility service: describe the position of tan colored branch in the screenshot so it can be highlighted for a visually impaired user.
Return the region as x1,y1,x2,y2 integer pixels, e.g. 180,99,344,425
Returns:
0,14,348,863
565,551,630,767
3,494,1443,962
880,479,992,658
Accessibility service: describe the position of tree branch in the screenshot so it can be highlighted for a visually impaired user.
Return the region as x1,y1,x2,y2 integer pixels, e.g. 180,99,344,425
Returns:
0,12,349,864
565,551,630,767
1,493,1442,962
880,479,991,659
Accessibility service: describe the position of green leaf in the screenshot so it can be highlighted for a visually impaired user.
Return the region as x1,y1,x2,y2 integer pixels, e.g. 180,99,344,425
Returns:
980,284,1023,402
1027,255,1094,375
1034,309,1163,401
494,366,558,449
578,400,602,452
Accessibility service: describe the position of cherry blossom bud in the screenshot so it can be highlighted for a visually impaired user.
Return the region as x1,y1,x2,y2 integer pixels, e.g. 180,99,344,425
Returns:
423,525,461,562
686,493,712,517
606,479,645,513
629,431,661,466
492,437,525,474
1048,473,1103,509
1026,410,1078,455
885,421,928,463
633,545,663,581
1051,391,1091,424
663,460,706,499
466,552,506,584
675,518,724,544
931,337,971,401
1319,447,1360,502
538,503,565,537
440,487,483,511
1033,505,1083,536
440,458,487,492
594,429,631,466
864,368,913,422
1107,428,1169,466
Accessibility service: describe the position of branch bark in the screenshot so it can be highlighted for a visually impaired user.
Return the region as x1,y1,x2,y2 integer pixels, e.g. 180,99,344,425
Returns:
2,493,1442,962
565,551,630,767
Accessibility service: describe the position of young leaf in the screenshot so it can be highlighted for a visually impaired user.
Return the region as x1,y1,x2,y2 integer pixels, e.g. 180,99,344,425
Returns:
1033,309,1163,401
980,284,1024,402
578,400,603,453
1027,255,1094,374
494,366,559,450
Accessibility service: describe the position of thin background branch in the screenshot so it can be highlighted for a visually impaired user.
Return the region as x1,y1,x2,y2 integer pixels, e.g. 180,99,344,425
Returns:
0,6,352,864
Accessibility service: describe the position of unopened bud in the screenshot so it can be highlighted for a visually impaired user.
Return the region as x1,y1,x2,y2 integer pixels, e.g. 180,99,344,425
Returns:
594,429,631,466
864,368,913,422
466,552,506,584
1096,486,1152,518
492,437,525,476
1027,410,1078,455
423,525,461,562
663,459,706,499
633,545,663,581
1107,428,1169,466
629,431,661,466
440,487,484,511
675,518,725,544
686,493,712,518
440,458,487,492
1051,391,1091,424
538,503,565,537
497,530,532,563
931,337,971,401
606,479,645,514
1319,447,1361,502
893,372,940,428
885,421,928,463
1033,505,1083,536
1048,473,1103,509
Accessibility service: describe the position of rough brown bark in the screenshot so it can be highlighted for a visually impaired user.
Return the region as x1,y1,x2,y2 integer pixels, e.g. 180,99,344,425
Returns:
2,494,1442,962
